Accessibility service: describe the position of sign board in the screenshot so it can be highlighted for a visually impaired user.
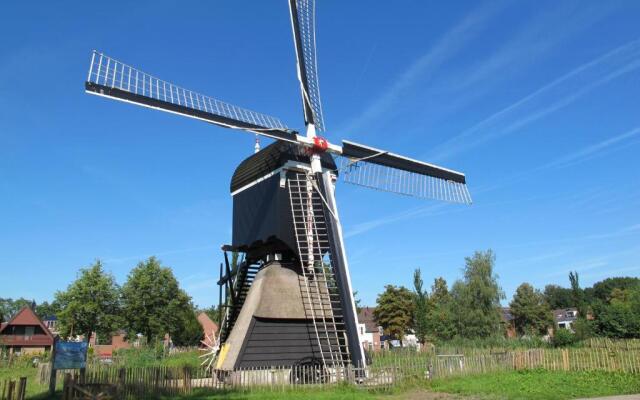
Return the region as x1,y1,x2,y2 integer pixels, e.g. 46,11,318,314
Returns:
53,341,88,370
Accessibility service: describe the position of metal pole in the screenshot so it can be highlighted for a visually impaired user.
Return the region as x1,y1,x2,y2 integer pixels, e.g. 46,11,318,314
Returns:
218,262,223,326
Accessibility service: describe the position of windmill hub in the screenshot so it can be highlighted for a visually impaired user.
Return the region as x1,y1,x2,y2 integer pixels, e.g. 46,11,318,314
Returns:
311,136,329,153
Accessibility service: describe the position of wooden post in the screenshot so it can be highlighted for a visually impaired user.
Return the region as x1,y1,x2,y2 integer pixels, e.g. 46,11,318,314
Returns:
62,373,71,400
7,380,16,400
48,337,58,396
16,377,27,400
184,366,192,393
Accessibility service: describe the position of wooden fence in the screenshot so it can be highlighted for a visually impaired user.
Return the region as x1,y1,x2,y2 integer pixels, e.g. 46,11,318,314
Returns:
35,348,640,398
586,338,640,350
0,378,26,400
427,348,640,377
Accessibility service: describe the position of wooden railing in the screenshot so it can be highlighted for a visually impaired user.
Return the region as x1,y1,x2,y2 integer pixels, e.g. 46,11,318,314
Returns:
0,334,52,345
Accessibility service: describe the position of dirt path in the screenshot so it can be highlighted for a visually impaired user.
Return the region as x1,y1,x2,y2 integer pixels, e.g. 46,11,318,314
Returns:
382,390,478,400
574,396,640,400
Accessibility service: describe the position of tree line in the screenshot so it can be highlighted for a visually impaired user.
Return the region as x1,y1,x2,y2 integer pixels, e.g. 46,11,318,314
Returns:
373,250,640,344
1,257,204,346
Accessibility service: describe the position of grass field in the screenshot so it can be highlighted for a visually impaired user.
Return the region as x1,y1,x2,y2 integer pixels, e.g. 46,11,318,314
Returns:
2,360,640,399
429,369,640,400
162,370,640,400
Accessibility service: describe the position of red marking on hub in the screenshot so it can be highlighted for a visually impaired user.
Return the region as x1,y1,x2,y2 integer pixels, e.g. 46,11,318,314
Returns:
312,136,329,153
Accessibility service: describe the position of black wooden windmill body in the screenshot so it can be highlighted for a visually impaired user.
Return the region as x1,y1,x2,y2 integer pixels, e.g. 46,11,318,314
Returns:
85,0,471,371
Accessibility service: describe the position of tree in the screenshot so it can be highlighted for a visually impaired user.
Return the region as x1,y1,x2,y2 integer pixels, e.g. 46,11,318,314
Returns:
170,310,203,347
202,305,221,325
35,301,62,319
590,277,640,303
412,269,429,344
430,278,449,304
373,285,414,342
569,271,586,317
451,250,504,338
0,298,34,322
121,257,198,344
543,285,573,309
592,285,640,338
426,278,456,340
353,291,363,314
55,260,121,340
509,283,552,336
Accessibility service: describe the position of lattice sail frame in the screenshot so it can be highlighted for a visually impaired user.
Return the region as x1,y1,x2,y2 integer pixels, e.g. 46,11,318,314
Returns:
337,156,472,204
292,0,325,131
86,51,289,131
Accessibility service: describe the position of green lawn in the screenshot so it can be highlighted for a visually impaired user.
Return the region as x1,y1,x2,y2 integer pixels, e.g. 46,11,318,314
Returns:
429,369,640,400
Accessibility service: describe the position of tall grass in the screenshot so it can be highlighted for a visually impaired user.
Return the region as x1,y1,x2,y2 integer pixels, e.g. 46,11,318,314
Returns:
108,347,200,368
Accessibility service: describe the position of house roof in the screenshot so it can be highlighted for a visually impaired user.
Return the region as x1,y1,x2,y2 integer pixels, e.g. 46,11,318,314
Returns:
357,307,379,333
553,308,578,323
501,307,514,322
197,312,219,335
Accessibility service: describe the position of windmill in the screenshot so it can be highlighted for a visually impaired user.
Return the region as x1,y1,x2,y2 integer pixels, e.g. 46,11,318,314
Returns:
84,0,471,373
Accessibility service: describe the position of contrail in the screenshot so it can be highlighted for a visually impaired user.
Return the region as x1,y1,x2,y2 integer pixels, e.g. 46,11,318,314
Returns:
428,38,640,161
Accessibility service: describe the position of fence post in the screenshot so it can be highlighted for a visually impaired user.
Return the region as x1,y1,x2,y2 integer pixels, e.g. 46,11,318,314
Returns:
562,349,569,371
17,377,27,400
62,373,71,400
7,380,15,400
184,366,192,393
48,338,58,396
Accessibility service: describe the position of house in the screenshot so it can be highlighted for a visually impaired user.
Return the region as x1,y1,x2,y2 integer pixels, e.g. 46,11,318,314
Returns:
42,316,60,336
90,331,131,358
553,308,578,331
357,307,382,352
197,312,219,347
0,306,55,355
501,307,517,338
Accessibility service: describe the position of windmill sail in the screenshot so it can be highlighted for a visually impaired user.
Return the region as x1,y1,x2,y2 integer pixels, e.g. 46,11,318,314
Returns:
85,51,297,143
339,140,472,204
288,0,325,131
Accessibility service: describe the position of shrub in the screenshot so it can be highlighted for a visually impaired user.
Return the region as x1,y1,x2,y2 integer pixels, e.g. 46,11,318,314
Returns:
552,329,576,347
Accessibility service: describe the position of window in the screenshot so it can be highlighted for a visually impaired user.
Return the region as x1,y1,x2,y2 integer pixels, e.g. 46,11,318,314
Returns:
25,326,35,337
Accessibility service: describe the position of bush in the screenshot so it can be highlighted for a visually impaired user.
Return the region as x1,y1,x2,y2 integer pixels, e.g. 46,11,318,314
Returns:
552,329,576,347
572,318,594,340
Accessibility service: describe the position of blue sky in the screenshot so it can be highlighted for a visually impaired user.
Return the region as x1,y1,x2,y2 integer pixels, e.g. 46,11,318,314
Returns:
1,1,639,308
